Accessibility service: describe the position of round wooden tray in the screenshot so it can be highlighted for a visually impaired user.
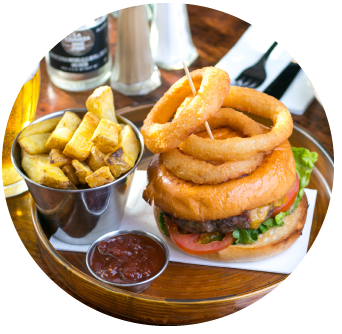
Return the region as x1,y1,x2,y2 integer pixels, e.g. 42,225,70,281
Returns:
30,104,333,325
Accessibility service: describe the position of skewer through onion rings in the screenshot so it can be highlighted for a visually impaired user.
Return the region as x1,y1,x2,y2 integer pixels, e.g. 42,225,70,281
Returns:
179,86,293,161
164,109,268,184
141,67,230,153
198,107,268,137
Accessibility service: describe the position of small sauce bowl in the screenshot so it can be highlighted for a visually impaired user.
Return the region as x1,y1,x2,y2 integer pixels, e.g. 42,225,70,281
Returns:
86,230,170,293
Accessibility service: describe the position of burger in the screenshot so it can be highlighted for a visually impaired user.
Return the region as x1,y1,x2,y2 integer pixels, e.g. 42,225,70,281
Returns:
141,67,318,262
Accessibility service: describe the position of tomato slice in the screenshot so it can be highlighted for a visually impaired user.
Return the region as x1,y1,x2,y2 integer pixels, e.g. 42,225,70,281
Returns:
272,175,299,217
164,216,234,255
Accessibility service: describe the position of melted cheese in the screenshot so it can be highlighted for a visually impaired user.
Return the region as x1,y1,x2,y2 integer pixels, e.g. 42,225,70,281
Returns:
247,196,287,230
247,204,272,229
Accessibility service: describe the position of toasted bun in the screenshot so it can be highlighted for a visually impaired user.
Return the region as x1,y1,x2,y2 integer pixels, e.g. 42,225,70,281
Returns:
144,140,296,221
154,193,308,262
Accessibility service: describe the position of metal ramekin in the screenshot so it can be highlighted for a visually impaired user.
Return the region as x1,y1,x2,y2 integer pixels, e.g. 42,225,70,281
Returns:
86,229,170,293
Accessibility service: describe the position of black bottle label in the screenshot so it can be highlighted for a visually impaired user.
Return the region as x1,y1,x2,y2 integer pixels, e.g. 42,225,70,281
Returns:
49,17,109,73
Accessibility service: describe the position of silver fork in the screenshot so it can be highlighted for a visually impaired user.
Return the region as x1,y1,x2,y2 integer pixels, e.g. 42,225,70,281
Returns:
234,41,278,88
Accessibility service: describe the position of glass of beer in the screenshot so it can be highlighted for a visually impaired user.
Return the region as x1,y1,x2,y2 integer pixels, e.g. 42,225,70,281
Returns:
2,64,40,198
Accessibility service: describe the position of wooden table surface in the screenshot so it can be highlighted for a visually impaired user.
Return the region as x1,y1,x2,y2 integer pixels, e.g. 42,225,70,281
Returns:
7,5,332,323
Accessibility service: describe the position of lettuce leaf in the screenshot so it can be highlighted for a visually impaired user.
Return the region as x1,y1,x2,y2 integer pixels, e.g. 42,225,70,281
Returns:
292,147,318,203
232,147,318,245
274,147,318,225
232,229,259,244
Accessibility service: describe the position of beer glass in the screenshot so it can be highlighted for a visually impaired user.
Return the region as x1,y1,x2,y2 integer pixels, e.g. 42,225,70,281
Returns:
2,64,40,198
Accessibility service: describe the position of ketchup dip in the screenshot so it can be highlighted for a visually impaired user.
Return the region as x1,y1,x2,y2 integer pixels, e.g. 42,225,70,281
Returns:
88,233,167,285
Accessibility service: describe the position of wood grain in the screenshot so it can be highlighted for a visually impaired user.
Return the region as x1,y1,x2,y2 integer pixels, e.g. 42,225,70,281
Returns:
6,4,333,325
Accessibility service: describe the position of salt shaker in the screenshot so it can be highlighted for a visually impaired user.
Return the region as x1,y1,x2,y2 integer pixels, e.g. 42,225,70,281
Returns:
110,5,161,96
150,3,198,70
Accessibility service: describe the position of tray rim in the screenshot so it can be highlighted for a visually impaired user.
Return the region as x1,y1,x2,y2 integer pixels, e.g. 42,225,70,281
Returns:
30,103,334,309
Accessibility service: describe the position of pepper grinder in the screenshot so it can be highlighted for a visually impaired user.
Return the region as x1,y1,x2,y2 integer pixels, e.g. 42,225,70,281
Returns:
110,5,161,96
150,3,198,70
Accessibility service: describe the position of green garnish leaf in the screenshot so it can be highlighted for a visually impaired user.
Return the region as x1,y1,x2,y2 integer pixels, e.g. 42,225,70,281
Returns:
158,212,169,237
232,228,259,244
274,212,286,226
292,147,318,201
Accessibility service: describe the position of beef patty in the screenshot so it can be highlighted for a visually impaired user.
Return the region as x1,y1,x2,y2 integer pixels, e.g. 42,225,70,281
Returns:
163,205,274,234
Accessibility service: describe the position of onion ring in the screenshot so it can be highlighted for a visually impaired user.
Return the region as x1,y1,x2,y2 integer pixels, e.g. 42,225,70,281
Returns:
162,122,266,184
141,67,230,153
179,86,293,161
201,107,267,136
162,149,264,184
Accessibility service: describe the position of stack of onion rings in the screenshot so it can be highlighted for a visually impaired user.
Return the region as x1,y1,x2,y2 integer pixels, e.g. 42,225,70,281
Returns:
141,67,230,153
141,68,293,186
162,108,268,184
179,86,293,161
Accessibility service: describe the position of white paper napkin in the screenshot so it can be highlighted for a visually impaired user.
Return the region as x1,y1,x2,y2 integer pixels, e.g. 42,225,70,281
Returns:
50,170,317,275
216,25,315,115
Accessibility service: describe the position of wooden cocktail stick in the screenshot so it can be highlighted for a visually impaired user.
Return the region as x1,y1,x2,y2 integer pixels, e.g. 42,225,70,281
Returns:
182,60,214,139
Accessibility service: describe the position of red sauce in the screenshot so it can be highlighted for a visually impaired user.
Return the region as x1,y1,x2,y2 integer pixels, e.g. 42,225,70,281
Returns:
89,233,166,284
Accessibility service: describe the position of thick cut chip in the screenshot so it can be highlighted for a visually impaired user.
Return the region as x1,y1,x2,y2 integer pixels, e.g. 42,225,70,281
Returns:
21,151,69,189
18,117,62,141
49,149,73,167
105,148,131,178
63,112,100,161
62,164,80,186
45,111,81,150
85,166,115,188
21,151,49,183
104,124,139,178
72,160,93,184
91,119,121,153
66,181,78,190
86,146,106,171
39,167,70,189
19,133,51,154
86,86,118,123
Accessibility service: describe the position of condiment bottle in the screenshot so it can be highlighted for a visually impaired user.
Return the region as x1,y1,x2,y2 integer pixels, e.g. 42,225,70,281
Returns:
150,3,198,70
110,6,161,96
45,15,112,92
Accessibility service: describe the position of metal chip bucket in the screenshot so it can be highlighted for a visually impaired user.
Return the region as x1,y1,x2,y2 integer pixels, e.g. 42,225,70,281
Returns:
11,109,145,245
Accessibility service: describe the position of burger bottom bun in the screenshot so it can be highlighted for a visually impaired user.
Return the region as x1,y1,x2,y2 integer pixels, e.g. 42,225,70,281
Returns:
154,193,308,262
